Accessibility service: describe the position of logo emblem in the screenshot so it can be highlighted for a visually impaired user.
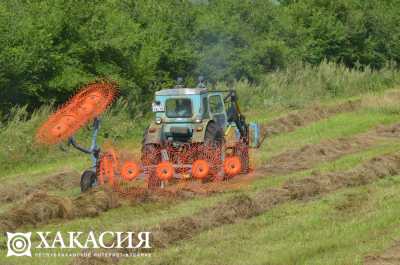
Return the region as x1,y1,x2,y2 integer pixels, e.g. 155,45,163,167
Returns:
6,232,32,257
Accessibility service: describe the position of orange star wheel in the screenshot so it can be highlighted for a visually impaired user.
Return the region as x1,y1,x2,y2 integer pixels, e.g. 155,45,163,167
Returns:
36,81,117,145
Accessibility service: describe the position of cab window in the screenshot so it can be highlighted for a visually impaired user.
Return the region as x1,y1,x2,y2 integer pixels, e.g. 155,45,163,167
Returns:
165,98,193,118
209,95,224,113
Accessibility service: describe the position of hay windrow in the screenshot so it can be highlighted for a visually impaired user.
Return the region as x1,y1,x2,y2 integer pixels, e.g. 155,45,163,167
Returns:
149,153,400,247
261,99,361,138
70,152,400,265
4,122,400,236
0,188,120,232
262,122,400,176
150,153,400,248
0,170,80,203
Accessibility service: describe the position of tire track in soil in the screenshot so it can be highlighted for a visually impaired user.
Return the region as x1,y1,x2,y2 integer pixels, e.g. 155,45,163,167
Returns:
70,152,400,265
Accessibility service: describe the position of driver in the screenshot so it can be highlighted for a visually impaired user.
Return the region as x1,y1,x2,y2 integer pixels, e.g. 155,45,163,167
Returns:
175,99,191,117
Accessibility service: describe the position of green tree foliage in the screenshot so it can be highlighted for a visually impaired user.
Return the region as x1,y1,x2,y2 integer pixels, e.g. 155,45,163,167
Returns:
0,0,399,115
192,0,289,82
280,0,400,68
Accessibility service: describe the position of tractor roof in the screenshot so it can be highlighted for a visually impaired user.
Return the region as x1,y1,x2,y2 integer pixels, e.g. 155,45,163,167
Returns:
155,88,208,96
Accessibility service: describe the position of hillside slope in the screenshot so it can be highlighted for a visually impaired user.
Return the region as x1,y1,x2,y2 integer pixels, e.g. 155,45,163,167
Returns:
2,88,400,265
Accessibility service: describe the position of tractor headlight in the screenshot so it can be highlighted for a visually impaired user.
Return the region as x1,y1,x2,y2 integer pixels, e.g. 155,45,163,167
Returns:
155,117,162,124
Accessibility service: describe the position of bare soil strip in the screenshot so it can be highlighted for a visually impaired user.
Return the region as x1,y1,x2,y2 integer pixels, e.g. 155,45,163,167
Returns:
70,152,400,265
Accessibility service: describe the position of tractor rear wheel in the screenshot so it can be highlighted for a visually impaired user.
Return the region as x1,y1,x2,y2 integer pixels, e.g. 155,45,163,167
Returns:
204,122,224,179
80,169,97,192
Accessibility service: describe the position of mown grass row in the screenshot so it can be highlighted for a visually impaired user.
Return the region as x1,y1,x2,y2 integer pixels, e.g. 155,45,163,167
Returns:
2,95,400,265
24,124,400,265
1,69,400,264
140,174,400,265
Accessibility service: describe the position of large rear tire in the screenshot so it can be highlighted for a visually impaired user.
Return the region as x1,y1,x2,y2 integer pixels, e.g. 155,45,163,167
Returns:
204,122,224,180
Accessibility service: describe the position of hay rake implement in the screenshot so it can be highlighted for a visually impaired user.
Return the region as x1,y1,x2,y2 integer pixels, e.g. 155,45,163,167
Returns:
36,79,261,194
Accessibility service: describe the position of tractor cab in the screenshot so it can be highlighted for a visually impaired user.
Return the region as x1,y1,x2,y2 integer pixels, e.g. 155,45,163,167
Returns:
144,76,261,153
148,87,229,144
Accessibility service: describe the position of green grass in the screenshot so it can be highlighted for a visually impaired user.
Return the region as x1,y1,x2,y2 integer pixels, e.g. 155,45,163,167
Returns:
136,175,400,265
257,108,400,162
2,87,400,264
235,61,400,110
251,139,400,193
2,122,400,265
0,193,234,265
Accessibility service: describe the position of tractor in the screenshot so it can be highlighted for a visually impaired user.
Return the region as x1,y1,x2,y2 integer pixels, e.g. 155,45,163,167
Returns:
140,80,260,188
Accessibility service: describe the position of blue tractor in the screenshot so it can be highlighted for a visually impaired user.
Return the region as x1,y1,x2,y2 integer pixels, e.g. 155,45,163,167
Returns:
142,80,260,187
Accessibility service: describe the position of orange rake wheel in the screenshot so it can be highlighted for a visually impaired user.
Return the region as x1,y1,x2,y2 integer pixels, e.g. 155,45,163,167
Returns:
192,159,210,179
156,161,175,181
224,156,242,177
72,82,117,119
99,155,115,186
36,112,83,145
121,161,141,181
36,81,117,145
98,148,119,186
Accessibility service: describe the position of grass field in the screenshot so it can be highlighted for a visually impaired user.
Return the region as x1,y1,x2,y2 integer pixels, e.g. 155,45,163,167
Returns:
2,84,400,265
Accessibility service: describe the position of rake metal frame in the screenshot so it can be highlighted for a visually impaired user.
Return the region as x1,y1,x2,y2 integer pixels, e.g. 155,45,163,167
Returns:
68,117,101,168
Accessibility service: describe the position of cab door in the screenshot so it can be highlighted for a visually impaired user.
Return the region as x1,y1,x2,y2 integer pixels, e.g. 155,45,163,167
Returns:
208,93,227,128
